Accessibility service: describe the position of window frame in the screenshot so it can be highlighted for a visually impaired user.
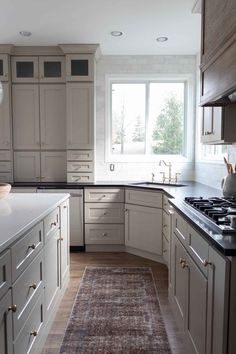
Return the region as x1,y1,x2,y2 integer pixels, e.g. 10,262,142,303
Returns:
105,74,195,163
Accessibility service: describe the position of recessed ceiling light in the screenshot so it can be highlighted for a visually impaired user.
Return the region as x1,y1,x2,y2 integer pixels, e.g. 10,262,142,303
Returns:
111,31,123,37
19,31,32,37
156,36,168,42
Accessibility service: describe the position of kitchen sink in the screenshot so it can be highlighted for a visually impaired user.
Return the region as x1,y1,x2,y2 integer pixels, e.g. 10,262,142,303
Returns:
131,181,187,187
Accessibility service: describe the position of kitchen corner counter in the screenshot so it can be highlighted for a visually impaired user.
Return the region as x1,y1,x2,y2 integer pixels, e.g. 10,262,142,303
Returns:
0,193,69,253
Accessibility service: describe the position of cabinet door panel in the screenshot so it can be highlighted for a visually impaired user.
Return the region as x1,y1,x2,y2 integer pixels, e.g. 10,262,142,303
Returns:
0,290,13,354
40,84,66,150
60,200,69,287
125,204,162,255
0,83,11,149
67,83,94,149
39,56,65,82
14,151,40,182
12,56,38,83
66,54,94,81
44,229,60,320
12,85,40,150
0,54,9,81
41,151,66,182
186,253,207,354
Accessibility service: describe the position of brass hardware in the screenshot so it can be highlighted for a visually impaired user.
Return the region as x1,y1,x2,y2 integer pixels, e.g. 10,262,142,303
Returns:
28,244,36,250
103,212,107,216
163,249,167,253
102,233,108,237
29,283,37,290
30,330,38,337
8,305,17,312
63,205,67,209
163,224,168,228
203,259,212,267
102,194,106,198
59,237,64,241
179,258,185,264
181,260,189,269
50,222,57,227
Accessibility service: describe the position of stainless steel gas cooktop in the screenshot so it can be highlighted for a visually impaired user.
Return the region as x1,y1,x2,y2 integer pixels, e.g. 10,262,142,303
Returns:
184,196,236,233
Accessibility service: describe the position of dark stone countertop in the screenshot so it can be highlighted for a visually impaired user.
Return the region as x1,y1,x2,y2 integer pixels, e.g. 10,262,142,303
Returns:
13,180,236,256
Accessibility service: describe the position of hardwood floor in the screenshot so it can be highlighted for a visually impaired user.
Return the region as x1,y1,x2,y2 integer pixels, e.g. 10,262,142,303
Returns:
41,252,186,354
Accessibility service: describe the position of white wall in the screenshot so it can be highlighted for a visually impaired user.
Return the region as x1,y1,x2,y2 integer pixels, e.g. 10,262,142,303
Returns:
95,55,196,181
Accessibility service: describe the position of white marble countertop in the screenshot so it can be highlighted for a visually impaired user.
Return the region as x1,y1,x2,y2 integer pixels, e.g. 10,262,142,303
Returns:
0,193,69,253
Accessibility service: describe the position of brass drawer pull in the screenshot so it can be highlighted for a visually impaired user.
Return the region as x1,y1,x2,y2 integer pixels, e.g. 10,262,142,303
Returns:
29,283,37,290
30,330,38,337
203,259,212,267
28,244,36,250
8,305,17,312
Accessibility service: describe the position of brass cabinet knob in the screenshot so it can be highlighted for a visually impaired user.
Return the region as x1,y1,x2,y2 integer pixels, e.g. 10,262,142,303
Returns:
30,330,38,337
102,233,108,237
163,249,167,253
59,237,64,241
29,283,37,290
163,224,168,228
8,305,17,312
203,259,212,267
51,222,57,227
28,243,36,250
179,258,185,264
181,261,189,269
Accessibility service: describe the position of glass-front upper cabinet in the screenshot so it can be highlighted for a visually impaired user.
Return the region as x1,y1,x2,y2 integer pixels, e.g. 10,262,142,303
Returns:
66,54,94,82
39,56,65,83
0,54,9,81
12,56,38,83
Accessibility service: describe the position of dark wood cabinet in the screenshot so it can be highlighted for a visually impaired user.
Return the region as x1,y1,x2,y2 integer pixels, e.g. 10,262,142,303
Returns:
200,0,236,105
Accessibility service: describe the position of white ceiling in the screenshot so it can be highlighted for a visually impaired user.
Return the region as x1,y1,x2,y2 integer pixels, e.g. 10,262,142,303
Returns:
0,0,201,55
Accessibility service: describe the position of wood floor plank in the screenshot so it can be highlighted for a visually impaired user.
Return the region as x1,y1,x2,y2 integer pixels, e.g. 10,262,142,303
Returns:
41,252,187,354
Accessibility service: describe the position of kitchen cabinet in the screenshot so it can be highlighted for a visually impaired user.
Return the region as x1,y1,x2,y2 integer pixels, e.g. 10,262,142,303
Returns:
200,0,236,105
201,106,236,144
39,56,65,83
0,54,9,81
67,83,94,149
14,151,66,182
66,54,94,82
44,210,60,320
125,203,163,255
12,56,39,83
12,56,65,83
0,83,11,149
169,208,230,354
84,188,125,248
60,200,70,286
0,290,13,354
12,84,66,150
40,84,66,150
12,85,40,150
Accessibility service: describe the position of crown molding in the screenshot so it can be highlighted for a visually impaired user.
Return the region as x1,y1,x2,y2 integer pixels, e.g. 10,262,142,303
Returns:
59,44,102,60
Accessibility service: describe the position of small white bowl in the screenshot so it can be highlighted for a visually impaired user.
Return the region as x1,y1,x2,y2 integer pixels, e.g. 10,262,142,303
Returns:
0,183,11,199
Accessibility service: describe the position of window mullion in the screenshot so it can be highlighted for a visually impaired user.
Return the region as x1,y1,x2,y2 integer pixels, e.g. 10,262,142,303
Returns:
145,81,150,155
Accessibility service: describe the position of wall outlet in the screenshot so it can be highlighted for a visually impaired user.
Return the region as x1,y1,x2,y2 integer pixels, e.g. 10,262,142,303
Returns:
110,164,115,171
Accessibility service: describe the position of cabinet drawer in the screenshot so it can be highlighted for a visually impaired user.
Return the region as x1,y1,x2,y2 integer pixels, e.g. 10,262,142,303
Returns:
163,236,169,265
0,250,11,301
187,225,209,276
14,292,44,354
67,161,93,172
0,150,10,161
85,203,124,224
67,150,93,161
85,188,124,203
12,250,44,338
85,224,124,244
44,208,59,242
163,210,171,241
12,221,43,282
173,211,188,246
67,172,94,183
125,188,162,208
0,161,11,172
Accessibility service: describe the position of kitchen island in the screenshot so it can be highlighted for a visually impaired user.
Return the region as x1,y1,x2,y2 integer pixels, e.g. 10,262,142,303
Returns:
0,192,70,354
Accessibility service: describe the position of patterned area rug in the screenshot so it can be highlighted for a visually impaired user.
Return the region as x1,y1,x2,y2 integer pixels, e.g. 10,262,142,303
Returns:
59,267,171,354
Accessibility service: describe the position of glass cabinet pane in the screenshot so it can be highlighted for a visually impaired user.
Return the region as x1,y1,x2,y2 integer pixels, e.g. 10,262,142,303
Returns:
0,60,3,76
16,62,34,78
44,61,61,78
71,60,88,76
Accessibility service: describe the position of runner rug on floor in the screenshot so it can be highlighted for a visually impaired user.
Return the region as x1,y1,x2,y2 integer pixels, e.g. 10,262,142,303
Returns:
59,266,171,354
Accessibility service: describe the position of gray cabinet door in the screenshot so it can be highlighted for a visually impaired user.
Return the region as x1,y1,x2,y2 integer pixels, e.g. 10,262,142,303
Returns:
0,290,13,354
0,83,11,149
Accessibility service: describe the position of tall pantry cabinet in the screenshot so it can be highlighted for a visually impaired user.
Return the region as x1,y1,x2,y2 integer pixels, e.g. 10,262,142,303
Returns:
0,44,99,183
